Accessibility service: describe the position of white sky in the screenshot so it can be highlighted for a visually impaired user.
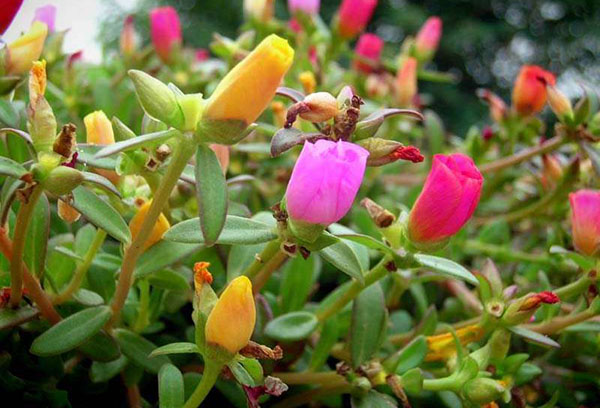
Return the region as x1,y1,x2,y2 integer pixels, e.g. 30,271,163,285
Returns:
4,0,137,62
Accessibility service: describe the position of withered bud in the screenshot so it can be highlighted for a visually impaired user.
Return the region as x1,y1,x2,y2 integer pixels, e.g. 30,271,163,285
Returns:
286,92,339,127
53,123,77,158
240,341,283,360
360,198,396,228
193,261,213,295
58,197,81,223
155,143,171,162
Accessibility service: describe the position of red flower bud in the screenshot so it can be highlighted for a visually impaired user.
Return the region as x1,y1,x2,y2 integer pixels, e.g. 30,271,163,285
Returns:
511,65,555,116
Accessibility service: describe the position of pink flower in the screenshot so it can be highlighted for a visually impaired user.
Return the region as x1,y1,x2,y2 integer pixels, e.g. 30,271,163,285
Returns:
353,33,383,74
286,140,369,225
336,0,378,39
150,6,182,64
32,4,56,33
569,190,600,256
288,0,320,15
195,48,209,62
415,16,442,59
1,0,23,35
408,153,483,246
120,15,137,57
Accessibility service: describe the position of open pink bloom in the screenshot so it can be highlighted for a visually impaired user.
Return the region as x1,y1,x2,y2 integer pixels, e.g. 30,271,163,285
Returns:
353,33,383,73
286,140,369,225
1,0,23,34
569,190,600,256
288,0,320,15
32,4,56,33
150,6,182,64
336,0,378,39
415,16,442,59
408,153,483,245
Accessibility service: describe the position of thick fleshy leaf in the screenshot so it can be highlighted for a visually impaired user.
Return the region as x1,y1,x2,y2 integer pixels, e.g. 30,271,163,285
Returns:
0,306,38,330
0,127,33,148
159,364,184,408
81,171,121,197
90,356,128,383
0,156,27,179
148,269,191,291
24,193,50,278
264,311,319,342
350,282,387,368
76,144,117,170
0,102,20,127
509,326,560,348
354,108,423,140
114,328,171,374
164,215,277,245
134,241,200,279
78,331,121,362
351,390,398,408
69,187,131,243
93,129,178,158
320,240,365,283
309,316,339,371
276,86,305,103
195,144,228,246
414,254,478,286
280,255,317,313
30,306,112,356
150,342,201,358
270,127,325,157
384,336,427,374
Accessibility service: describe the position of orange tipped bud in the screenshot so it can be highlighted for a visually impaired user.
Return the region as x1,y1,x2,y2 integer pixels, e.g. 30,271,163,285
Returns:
205,276,256,355
29,60,46,102
129,200,171,251
84,110,115,146
396,57,418,107
540,154,563,191
193,262,213,294
120,15,138,57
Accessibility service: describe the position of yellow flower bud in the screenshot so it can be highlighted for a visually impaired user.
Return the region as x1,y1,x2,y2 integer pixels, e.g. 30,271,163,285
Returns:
299,71,316,95
244,0,274,22
129,200,171,251
425,324,484,362
84,110,115,145
546,84,573,121
203,34,294,127
299,92,339,122
29,60,47,103
205,276,256,355
7,22,48,75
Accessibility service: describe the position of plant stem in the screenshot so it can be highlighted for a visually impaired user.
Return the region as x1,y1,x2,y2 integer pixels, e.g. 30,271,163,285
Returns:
252,250,288,294
54,229,107,304
0,228,61,324
108,137,195,328
554,273,593,300
242,239,281,279
423,376,459,392
315,256,390,322
479,135,566,174
272,370,342,385
183,360,222,408
9,187,43,307
525,308,596,335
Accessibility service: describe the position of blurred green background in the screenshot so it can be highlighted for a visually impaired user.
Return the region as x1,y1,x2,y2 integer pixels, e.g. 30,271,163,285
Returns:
99,0,600,134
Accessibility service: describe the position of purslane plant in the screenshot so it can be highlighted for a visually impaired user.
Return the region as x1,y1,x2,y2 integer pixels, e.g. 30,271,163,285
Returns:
0,1,599,408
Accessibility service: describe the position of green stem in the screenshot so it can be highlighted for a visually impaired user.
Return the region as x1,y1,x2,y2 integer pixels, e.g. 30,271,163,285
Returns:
183,360,222,408
315,256,390,322
554,273,593,300
108,136,195,328
525,308,597,335
252,250,288,293
9,187,43,307
242,240,281,280
422,376,459,392
54,229,107,304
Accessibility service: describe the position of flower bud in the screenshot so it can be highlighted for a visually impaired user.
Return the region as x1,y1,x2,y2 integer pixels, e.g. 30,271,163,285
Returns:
336,0,378,39
150,6,181,64
414,17,442,61
244,0,274,22
32,5,56,33
545,83,573,122
193,261,213,295
85,110,115,145
120,15,138,57
6,21,48,75
27,61,57,153
111,117,136,141
129,200,171,252
205,276,256,355
353,33,383,74
540,154,562,191
298,92,338,122
462,378,505,405
299,71,316,94
425,324,484,362
0,0,23,35
128,70,184,129
511,65,555,116
502,291,559,325
476,89,507,123
199,34,294,144
285,140,369,240
29,60,46,104
288,0,320,15
58,199,81,223
43,166,84,196
396,57,418,107
408,153,483,249
569,189,600,256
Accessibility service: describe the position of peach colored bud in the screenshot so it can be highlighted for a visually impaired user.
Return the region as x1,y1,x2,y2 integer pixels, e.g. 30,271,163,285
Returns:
120,15,138,57
511,65,555,116
540,154,562,191
84,110,115,146
299,92,339,122
129,200,171,252
545,83,573,121
299,71,317,94
244,0,274,22
7,21,48,75
396,57,418,107
205,276,256,354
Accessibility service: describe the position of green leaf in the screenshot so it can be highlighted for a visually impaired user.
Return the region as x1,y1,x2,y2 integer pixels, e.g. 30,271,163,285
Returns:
350,282,388,368
134,241,200,279
78,331,121,362
228,360,257,387
90,355,128,383
94,129,178,158
264,311,319,342
384,336,427,374
159,364,184,408
81,171,121,197
0,100,19,127
150,342,201,358
24,193,50,278
164,215,277,245
0,156,27,179
280,255,317,313
195,144,228,246
72,288,105,306
114,328,171,374
70,187,131,243
77,144,117,170
414,254,478,286
320,240,365,283
351,390,398,408
0,306,38,330
30,306,112,356
148,269,191,291
509,326,560,348
309,316,339,371
549,245,594,271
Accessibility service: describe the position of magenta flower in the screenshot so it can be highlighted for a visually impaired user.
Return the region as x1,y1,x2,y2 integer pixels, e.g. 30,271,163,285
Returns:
408,153,483,246
288,0,320,15
32,4,56,32
415,16,442,59
353,33,383,73
286,140,369,225
569,190,600,256
149,6,182,64
336,0,378,39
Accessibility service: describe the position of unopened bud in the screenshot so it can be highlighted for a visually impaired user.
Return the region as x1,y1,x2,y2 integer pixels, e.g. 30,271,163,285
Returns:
540,154,562,191
462,378,505,405
396,57,418,107
128,200,171,252
502,291,559,325
58,198,81,223
120,15,138,57
477,88,507,123
111,117,136,141
43,166,84,196
544,83,573,122
360,198,396,228
298,92,339,123
177,93,203,131
85,110,115,145
193,261,213,295
299,71,316,94
29,60,46,102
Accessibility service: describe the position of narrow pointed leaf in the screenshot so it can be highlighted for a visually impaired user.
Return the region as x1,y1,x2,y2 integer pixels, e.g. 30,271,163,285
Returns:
150,342,201,358
134,241,200,279
114,328,171,374
24,193,50,277
94,129,178,158
350,282,388,368
414,254,478,286
76,144,117,170
0,156,27,179
81,171,121,197
320,240,365,283
509,326,560,348
159,364,184,408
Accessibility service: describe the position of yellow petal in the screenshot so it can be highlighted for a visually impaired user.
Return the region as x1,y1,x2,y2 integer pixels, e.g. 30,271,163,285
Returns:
8,22,48,75
84,110,115,145
129,200,170,251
